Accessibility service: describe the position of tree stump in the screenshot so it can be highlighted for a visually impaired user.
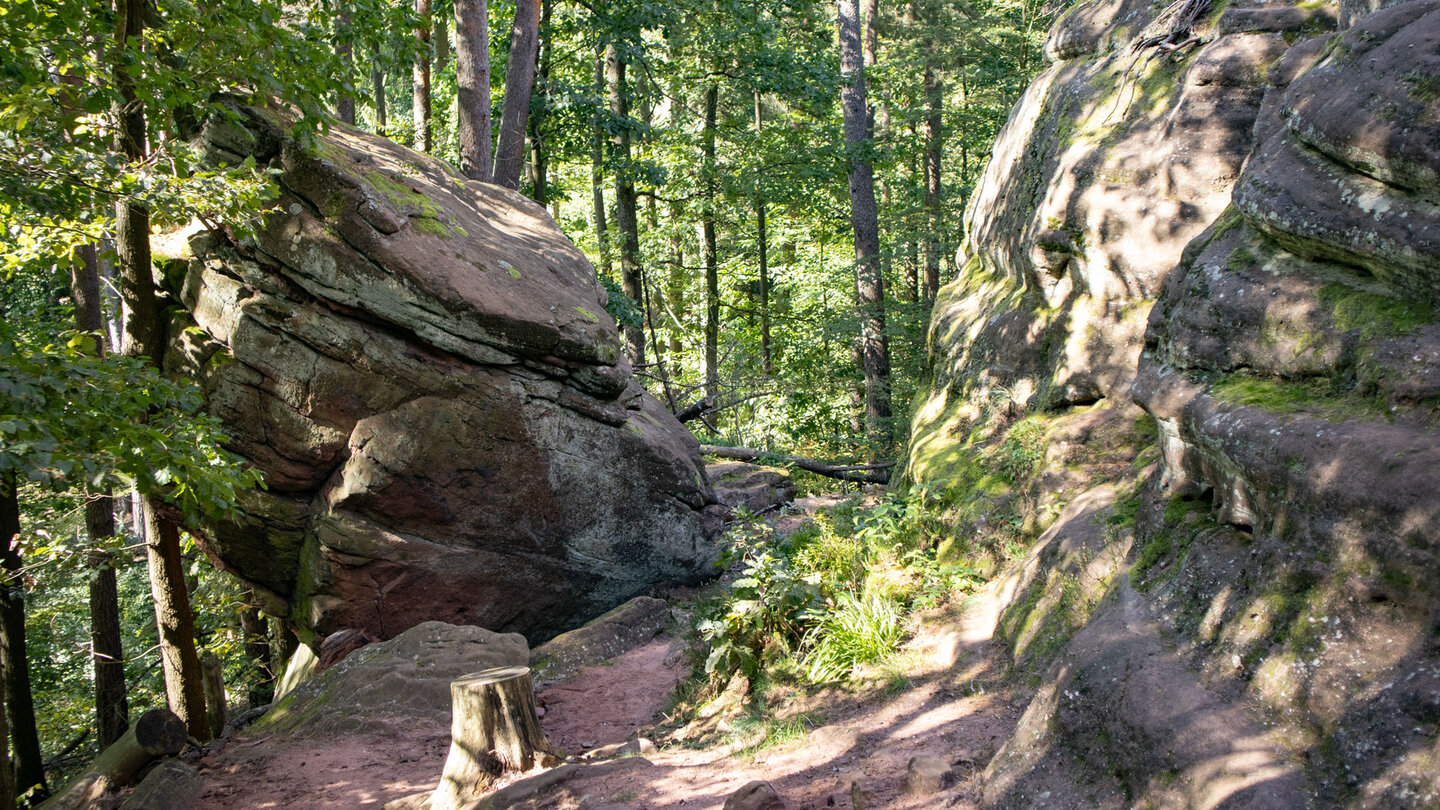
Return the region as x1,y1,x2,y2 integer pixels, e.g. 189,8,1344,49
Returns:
428,666,553,810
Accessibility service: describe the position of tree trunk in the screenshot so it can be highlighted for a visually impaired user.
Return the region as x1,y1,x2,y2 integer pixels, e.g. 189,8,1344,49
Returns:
702,81,720,399
114,0,210,743
667,200,686,355
454,0,493,180
0,474,40,804
271,617,298,682
434,12,449,74
430,666,553,810
336,6,356,124
837,0,892,457
372,57,388,132
607,43,645,365
71,245,131,749
413,0,433,152
0,642,10,810
238,604,273,706
754,92,773,376
200,655,226,741
922,62,943,300
493,0,539,188
590,45,611,276
39,709,186,810
527,0,551,204
144,513,209,741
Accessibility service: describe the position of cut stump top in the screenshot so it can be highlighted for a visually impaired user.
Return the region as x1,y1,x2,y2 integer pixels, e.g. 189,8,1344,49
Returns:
455,665,532,687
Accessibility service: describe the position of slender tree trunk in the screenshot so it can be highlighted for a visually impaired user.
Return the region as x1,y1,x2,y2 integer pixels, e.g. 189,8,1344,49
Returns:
702,81,720,399
114,0,210,743
239,601,273,704
434,13,449,73
0,473,44,802
336,6,356,124
493,0,539,188
455,0,493,179
0,478,17,810
668,201,686,354
434,12,450,139
145,515,209,741
922,61,943,300
373,57,388,132
413,0,433,152
837,0,892,455
528,0,551,204
753,92,773,376
271,618,298,680
607,43,645,365
72,245,129,750
590,46,611,276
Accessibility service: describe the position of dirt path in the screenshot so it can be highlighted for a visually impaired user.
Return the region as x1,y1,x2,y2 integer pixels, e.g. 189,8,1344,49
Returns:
196,497,1020,809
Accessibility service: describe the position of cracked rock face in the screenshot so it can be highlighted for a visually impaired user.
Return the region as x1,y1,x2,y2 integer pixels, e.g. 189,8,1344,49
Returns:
166,103,724,644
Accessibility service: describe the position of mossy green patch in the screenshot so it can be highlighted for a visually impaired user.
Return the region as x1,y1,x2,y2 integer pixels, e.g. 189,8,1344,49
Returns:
412,216,454,238
499,259,522,279
1226,243,1258,273
1317,282,1433,340
1210,373,1386,422
1405,71,1440,103
574,306,600,323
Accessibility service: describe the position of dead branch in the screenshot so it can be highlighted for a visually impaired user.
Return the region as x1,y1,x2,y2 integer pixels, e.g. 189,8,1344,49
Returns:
700,445,893,485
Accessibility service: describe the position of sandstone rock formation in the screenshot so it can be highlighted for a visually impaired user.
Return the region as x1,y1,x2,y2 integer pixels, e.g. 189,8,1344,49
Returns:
163,102,724,644
706,462,797,516
906,0,1440,806
259,621,530,737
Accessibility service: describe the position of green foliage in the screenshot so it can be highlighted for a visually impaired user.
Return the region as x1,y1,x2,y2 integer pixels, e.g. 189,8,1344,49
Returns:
803,590,903,682
993,416,1049,483
0,325,265,528
698,488,986,687
697,523,821,679
601,275,645,332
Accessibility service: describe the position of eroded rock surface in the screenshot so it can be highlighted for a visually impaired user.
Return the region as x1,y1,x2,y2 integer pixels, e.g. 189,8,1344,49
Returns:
1131,4,1440,804
166,102,724,643
907,0,1440,807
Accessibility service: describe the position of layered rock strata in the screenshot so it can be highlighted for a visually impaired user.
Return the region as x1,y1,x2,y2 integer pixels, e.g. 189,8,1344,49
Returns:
907,0,1440,806
164,102,724,644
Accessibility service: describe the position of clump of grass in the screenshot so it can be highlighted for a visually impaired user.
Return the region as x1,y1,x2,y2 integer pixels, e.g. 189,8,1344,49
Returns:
803,590,904,683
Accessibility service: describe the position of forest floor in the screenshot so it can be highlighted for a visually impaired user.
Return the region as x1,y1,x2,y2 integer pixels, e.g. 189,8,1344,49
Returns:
194,497,1024,810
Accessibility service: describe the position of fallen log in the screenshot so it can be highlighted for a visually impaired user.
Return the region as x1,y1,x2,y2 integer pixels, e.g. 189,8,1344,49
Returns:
39,709,187,810
699,445,894,485
429,666,556,810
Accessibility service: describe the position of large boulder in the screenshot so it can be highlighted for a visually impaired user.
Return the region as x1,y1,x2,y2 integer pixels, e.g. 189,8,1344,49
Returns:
164,102,725,643
907,0,1337,487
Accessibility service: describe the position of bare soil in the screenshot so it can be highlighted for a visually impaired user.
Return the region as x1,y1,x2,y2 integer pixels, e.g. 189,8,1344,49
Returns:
195,497,1021,809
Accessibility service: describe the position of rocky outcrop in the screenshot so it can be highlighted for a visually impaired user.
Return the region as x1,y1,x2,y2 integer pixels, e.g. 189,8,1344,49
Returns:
258,621,529,737
908,0,1330,464
1129,4,1440,804
164,102,724,644
908,0,1440,807
707,462,796,516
